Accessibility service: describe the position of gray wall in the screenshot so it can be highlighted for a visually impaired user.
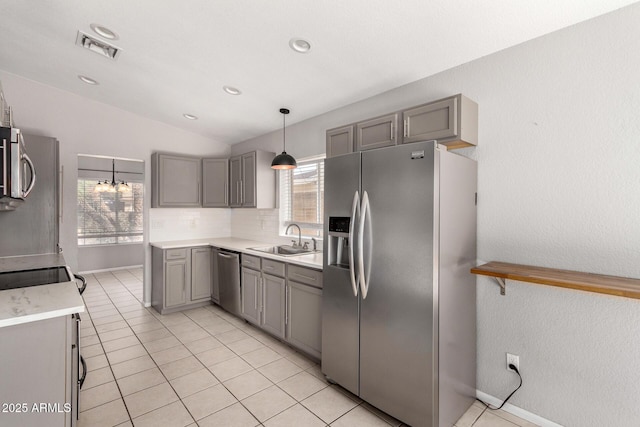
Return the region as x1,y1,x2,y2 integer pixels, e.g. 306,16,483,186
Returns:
231,5,640,426
78,244,144,273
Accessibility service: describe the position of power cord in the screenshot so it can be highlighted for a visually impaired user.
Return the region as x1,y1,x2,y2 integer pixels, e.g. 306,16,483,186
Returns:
477,364,523,411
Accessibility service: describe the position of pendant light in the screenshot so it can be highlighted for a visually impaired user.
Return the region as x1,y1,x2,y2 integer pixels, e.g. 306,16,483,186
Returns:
94,159,131,193
271,108,297,170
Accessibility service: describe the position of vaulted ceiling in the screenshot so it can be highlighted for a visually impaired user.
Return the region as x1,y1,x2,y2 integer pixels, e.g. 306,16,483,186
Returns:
1,0,636,143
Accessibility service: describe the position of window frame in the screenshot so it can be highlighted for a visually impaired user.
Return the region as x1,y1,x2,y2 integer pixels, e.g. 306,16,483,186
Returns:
279,156,325,239
77,178,144,247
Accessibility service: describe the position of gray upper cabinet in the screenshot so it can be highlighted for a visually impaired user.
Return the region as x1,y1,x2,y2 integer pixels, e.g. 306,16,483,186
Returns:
242,152,257,207
229,155,242,207
326,125,354,158
356,113,399,152
402,94,478,149
151,153,201,207
229,150,275,208
326,94,478,158
202,158,229,207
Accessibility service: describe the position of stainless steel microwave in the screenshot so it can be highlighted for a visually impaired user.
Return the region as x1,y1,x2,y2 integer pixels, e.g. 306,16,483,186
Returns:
0,126,36,211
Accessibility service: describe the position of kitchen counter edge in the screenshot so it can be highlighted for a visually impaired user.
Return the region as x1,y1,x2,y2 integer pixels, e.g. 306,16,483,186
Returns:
0,253,86,328
150,237,323,270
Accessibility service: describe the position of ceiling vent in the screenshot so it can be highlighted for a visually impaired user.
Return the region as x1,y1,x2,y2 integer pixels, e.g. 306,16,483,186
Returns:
75,31,121,60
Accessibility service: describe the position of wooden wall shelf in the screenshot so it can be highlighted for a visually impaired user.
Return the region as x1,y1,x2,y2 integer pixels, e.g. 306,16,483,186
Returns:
471,261,640,300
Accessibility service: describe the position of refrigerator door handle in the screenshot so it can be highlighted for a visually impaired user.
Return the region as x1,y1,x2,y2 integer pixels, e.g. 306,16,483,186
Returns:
358,190,371,299
348,191,360,297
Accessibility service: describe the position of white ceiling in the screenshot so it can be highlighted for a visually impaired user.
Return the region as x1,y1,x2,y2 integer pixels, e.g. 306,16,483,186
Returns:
0,0,636,144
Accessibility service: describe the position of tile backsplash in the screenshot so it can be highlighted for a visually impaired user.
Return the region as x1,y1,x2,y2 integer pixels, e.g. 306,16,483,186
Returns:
149,208,231,242
230,208,290,244
150,207,317,246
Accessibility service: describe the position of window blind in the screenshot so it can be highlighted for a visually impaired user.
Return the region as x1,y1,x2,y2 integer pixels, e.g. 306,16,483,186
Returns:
77,179,144,246
279,157,325,238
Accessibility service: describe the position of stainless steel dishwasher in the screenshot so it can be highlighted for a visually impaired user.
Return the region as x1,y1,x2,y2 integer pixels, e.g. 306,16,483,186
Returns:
216,249,242,316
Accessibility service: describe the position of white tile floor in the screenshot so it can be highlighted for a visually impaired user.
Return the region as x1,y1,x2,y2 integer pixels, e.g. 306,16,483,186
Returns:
78,268,538,427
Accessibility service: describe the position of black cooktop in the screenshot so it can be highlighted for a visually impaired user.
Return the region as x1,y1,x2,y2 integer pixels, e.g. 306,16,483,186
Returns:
0,266,71,291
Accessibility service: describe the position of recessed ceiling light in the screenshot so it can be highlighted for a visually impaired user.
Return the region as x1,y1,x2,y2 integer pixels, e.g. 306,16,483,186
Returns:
183,114,198,120
78,75,99,85
90,23,118,40
289,38,311,53
223,86,242,95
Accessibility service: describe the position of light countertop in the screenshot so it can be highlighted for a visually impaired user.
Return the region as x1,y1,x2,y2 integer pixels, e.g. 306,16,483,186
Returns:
0,253,86,328
150,237,323,270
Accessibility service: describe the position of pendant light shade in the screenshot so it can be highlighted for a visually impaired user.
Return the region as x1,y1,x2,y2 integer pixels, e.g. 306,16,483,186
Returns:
271,108,297,170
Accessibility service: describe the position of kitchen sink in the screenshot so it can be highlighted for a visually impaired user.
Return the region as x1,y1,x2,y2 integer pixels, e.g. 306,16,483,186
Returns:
249,245,320,257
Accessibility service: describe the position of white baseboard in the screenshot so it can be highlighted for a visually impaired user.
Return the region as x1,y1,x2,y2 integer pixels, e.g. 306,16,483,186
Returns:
476,390,564,427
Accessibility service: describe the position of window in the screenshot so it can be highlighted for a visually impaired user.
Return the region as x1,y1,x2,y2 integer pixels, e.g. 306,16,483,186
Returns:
77,179,144,246
280,157,324,238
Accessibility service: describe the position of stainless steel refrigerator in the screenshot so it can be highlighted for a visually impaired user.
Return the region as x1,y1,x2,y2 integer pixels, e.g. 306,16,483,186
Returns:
0,133,59,256
322,140,477,427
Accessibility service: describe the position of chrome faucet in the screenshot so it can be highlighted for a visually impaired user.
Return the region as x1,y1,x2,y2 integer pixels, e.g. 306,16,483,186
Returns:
302,238,317,251
285,224,302,247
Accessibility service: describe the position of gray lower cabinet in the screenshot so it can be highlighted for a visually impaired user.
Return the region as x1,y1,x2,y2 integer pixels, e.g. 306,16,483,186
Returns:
286,266,323,359
211,247,220,303
241,257,287,339
151,153,202,207
0,315,77,427
191,247,213,300
165,259,188,308
241,266,261,325
262,273,286,339
152,246,212,314
202,158,229,207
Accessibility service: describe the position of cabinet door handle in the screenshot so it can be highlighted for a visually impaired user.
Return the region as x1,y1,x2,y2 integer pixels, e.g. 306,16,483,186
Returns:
390,123,394,140
284,286,288,326
255,278,259,310
224,184,228,205
403,119,408,137
240,180,244,204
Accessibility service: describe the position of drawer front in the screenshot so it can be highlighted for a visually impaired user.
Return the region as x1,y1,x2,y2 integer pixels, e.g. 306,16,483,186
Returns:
262,259,286,277
165,248,187,260
288,265,323,288
242,254,261,270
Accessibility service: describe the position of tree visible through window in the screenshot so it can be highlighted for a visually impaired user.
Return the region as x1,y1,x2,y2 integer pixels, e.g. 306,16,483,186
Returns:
77,179,144,245
280,157,324,238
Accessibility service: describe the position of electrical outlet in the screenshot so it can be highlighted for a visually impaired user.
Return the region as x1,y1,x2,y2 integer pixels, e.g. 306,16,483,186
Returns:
506,353,520,372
